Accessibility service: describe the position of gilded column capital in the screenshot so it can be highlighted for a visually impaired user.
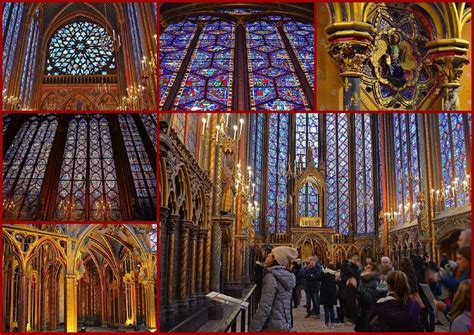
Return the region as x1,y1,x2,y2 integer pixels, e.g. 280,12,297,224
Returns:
426,39,470,86
327,41,373,76
325,22,375,77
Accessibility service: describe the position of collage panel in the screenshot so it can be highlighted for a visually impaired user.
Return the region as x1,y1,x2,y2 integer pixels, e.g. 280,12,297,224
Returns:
2,2,157,111
3,114,157,221
1,2,160,334
316,3,472,111
159,3,314,112
159,111,471,332
1,223,157,332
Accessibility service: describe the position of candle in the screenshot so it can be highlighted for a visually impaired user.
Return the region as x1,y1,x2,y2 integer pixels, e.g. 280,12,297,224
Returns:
233,125,237,140
202,118,207,135
207,113,211,126
239,118,244,136
225,113,229,127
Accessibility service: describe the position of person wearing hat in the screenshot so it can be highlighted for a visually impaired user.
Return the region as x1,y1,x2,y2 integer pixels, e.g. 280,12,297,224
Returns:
249,246,298,332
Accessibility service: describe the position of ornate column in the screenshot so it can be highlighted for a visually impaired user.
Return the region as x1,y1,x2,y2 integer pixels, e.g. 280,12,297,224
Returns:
18,271,28,332
142,279,156,331
166,214,179,307
178,220,192,305
188,225,198,302
212,215,235,292
159,207,170,308
326,22,375,110
101,278,107,327
203,229,211,293
196,228,207,296
426,39,469,111
65,274,77,332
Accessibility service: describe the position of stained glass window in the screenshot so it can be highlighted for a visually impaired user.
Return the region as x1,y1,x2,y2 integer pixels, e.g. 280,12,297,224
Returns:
139,113,157,150
19,11,39,108
173,18,235,110
160,11,314,111
378,115,384,212
295,113,318,168
326,114,350,234
3,3,24,92
246,18,310,111
160,20,197,106
393,114,420,224
438,113,470,209
299,183,319,218
119,115,156,219
283,21,314,88
267,114,289,233
296,113,319,218
355,114,375,234
249,113,264,232
3,116,57,219
55,116,121,221
127,4,144,79
46,21,116,75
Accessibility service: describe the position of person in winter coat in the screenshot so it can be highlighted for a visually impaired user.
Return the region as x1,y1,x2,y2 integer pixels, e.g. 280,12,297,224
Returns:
450,279,471,332
369,270,421,332
442,246,471,294
303,256,323,318
249,246,298,332
411,255,436,332
337,260,351,323
320,264,338,328
350,262,380,332
291,259,304,308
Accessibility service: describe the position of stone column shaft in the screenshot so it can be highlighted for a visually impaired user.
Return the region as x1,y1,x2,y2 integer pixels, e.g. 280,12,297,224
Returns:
179,220,192,301
166,215,179,306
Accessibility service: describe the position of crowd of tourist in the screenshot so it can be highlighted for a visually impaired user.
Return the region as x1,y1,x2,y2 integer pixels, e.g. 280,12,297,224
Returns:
249,229,471,332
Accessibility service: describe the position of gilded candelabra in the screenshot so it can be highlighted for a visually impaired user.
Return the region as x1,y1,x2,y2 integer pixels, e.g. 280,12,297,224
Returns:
430,173,471,214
